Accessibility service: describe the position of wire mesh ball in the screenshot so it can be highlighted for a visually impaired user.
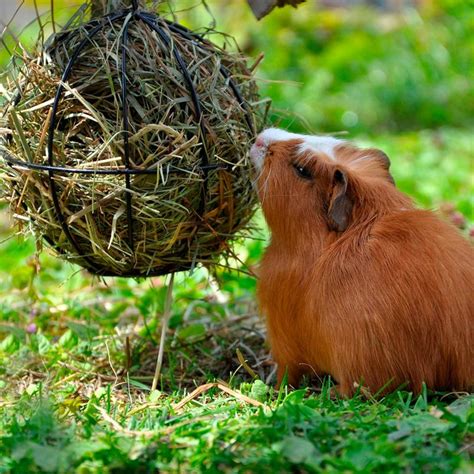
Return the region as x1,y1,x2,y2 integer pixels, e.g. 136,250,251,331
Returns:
0,2,267,277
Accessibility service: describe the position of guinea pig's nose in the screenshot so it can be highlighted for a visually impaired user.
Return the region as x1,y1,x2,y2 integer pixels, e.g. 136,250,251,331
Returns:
255,135,265,148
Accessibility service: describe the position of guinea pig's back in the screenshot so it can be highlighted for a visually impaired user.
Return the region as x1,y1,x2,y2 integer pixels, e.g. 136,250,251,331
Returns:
317,209,473,392
374,210,473,388
369,209,473,299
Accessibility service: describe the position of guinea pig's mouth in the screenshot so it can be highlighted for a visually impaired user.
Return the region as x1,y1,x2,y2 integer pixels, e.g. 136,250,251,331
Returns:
249,140,267,172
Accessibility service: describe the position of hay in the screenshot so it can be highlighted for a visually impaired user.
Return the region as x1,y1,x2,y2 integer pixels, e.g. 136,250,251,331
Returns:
0,2,267,277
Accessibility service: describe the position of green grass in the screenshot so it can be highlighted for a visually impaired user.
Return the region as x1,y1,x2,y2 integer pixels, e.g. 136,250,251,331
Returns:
0,130,473,472
1,384,472,472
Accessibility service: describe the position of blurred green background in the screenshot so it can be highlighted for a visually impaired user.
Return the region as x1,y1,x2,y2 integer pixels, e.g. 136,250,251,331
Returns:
2,0,473,134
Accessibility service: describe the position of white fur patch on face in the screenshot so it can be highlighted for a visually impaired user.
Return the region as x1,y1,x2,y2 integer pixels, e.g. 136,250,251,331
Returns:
251,128,344,165
297,136,344,160
257,128,299,144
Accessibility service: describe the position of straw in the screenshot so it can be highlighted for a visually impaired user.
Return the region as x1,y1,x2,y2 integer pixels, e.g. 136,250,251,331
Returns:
0,1,268,277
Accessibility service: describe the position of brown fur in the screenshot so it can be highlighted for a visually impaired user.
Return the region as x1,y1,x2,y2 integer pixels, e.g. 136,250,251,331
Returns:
256,138,474,396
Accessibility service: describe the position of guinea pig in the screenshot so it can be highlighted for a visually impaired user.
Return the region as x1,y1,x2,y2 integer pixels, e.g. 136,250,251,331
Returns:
250,128,473,396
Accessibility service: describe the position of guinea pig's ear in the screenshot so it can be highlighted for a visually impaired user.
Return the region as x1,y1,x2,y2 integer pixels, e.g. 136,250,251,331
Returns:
367,148,395,185
327,168,353,232
368,149,390,169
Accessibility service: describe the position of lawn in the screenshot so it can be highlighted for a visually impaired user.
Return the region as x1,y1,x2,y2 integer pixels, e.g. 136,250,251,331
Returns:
0,0,473,472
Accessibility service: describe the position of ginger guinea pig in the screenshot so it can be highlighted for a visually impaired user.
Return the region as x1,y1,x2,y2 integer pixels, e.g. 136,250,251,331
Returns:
250,128,473,396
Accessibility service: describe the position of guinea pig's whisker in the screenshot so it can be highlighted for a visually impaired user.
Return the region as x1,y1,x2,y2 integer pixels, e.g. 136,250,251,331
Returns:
251,168,264,192
261,168,273,205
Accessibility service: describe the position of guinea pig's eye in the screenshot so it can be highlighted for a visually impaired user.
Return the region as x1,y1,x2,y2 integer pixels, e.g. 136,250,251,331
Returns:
292,162,313,180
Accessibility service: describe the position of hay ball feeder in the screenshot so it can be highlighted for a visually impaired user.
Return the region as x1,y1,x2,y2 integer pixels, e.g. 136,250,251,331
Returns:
0,1,266,277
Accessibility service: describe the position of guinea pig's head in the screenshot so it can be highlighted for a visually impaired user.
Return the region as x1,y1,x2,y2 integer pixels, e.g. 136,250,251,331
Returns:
250,128,399,240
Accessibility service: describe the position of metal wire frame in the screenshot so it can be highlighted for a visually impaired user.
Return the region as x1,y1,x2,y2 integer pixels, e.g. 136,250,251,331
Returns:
6,1,256,277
